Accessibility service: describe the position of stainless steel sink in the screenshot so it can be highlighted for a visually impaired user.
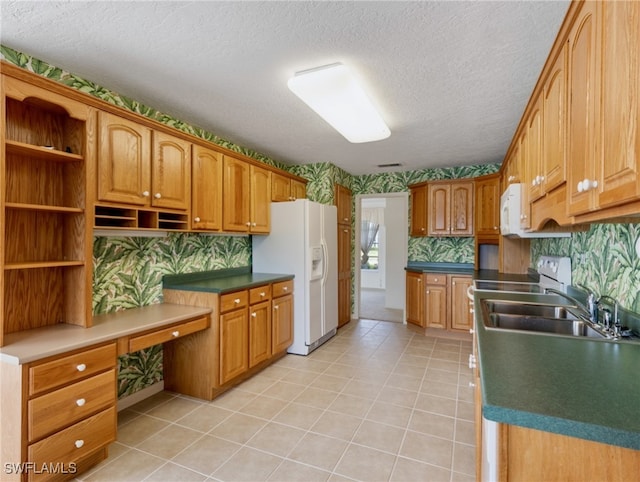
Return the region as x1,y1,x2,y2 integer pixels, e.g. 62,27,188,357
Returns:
487,313,606,338
481,300,578,320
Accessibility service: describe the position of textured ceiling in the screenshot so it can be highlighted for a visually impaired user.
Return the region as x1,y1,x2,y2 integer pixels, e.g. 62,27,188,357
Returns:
1,1,570,175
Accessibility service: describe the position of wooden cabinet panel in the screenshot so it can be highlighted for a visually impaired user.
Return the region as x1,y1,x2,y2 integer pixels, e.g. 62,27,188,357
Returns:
567,1,600,216
405,271,424,327
272,280,293,298
29,343,116,396
519,130,532,230
249,300,271,367
219,308,249,384
222,156,251,232
249,285,271,304
428,181,473,236
337,224,352,327
428,184,450,235
597,0,640,209
191,145,222,230
474,174,500,239
27,407,116,481
425,285,447,329
290,179,307,200
338,277,352,327
220,290,248,313
335,184,352,225
272,293,293,354
450,182,474,236
250,164,271,233
271,172,291,202
527,96,544,203
151,131,191,210
449,275,473,332
97,111,151,206
409,183,428,236
28,369,116,442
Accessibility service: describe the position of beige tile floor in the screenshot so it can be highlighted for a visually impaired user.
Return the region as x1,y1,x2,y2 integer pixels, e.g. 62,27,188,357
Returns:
77,319,475,482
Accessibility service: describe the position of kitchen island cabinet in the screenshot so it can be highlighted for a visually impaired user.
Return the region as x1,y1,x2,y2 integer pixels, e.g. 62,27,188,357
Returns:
162,269,294,400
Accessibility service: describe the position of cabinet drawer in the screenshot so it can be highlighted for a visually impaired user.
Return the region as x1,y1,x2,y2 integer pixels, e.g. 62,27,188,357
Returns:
272,280,293,298
29,344,116,396
28,369,116,442
27,406,116,482
128,316,210,352
425,273,447,286
249,285,271,304
220,290,248,313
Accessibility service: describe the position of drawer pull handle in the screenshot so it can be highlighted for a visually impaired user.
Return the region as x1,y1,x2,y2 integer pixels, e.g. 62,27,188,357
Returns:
74,440,84,449
76,363,86,372
76,398,86,407
172,331,180,337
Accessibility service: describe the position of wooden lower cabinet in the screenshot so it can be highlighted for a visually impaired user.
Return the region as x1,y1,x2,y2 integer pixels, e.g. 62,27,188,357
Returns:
405,272,473,333
163,280,294,400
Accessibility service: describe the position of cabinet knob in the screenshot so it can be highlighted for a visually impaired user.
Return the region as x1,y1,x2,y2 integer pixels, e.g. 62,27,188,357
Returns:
251,312,257,318
493,226,498,230
469,329,475,334
421,227,425,232
246,222,251,227
343,218,348,222
234,298,241,304
283,286,288,291
74,440,84,449
76,363,86,372
142,191,150,197
434,278,438,282
578,178,598,192
508,175,515,182
252,222,257,227
260,292,265,297
469,382,476,388
274,305,279,310
426,290,430,294
469,308,474,313
452,281,456,286
172,331,180,337
343,229,348,233
154,192,162,199
417,278,421,283
76,398,86,407
194,217,201,223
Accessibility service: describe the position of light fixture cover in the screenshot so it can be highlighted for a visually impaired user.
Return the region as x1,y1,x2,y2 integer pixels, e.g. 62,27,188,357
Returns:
287,63,390,143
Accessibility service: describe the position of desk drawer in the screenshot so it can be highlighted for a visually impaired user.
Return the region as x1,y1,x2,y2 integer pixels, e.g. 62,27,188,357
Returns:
27,406,116,482
272,280,293,298
29,344,116,396
249,285,271,304
425,274,447,285
28,369,116,442
128,316,210,353
220,290,248,313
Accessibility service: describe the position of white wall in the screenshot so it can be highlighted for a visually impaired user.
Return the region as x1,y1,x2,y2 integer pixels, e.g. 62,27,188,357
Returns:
383,197,406,310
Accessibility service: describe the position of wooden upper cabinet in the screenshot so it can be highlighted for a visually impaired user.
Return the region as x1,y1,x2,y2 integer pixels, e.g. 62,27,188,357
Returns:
543,42,568,194
223,156,251,232
191,145,222,230
98,111,151,206
152,131,191,210
597,0,640,210
250,164,271,234
409,183,428,236
271,173,305,202
567,1,600,216
474,173,500,239
519,129,532,230
503,142,521,187
335,184,352,225
527,95,544,203
291,179,307,200
428,180,474,236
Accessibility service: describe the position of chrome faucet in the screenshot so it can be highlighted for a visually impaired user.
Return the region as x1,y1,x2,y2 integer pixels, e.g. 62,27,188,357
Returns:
597,295,621,337
576,284,598,323
543,288,591,321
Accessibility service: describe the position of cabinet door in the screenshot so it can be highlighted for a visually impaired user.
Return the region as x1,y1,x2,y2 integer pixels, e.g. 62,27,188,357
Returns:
428,184,450,236
567,1,600,216
450,182,474,236
250,164,271,233
191,145,222,230
543,43,568,194
335,184,352,225
519,130,532,230
97,111,151,206
338,225,352,327
425,285,447,329
527,96,544,203
151,131,191,210
271,172,291,202
405,272,424,327
597,0,640,209
272,294,293,353
474,175,500,238
222,156,251,232
450,276,473,332
410,184,428,236
249,300,271,368
291,179,307,200
219,308,248,384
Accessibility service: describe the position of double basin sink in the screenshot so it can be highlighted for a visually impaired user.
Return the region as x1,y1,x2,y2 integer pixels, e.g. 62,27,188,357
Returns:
481,298,611,340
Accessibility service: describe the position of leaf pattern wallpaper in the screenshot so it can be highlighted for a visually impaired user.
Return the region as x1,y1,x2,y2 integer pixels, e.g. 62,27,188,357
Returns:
4,45,640,399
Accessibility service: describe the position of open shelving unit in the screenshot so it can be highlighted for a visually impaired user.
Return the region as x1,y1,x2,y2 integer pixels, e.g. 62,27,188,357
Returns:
1,80,93,345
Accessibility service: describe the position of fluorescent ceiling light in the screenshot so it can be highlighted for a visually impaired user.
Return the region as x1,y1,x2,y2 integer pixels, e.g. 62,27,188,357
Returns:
287,63,390,143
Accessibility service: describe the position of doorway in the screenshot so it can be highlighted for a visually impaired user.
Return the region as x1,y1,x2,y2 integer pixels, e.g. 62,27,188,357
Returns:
355,193,408,323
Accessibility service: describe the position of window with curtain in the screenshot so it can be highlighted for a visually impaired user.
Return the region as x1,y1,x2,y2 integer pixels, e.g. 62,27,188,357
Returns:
361,206,384,270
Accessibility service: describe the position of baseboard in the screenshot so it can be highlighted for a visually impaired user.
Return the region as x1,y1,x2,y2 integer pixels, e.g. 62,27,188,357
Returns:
117,381,165,411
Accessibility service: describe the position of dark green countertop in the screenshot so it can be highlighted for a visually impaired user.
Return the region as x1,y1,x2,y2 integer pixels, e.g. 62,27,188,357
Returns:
406,262,475,274
163,267,294,294
473,290,640,450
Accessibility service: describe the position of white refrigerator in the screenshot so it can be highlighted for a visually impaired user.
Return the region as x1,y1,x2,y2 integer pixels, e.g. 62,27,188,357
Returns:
252,199,338,355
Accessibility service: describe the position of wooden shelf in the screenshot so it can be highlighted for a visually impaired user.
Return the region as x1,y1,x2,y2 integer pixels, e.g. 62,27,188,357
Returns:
4,260,85,270
5,139,83,162
94,204,189,231
5,202,84,214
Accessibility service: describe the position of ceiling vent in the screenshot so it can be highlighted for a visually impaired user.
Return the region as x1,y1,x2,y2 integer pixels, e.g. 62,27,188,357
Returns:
377,163,401,168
